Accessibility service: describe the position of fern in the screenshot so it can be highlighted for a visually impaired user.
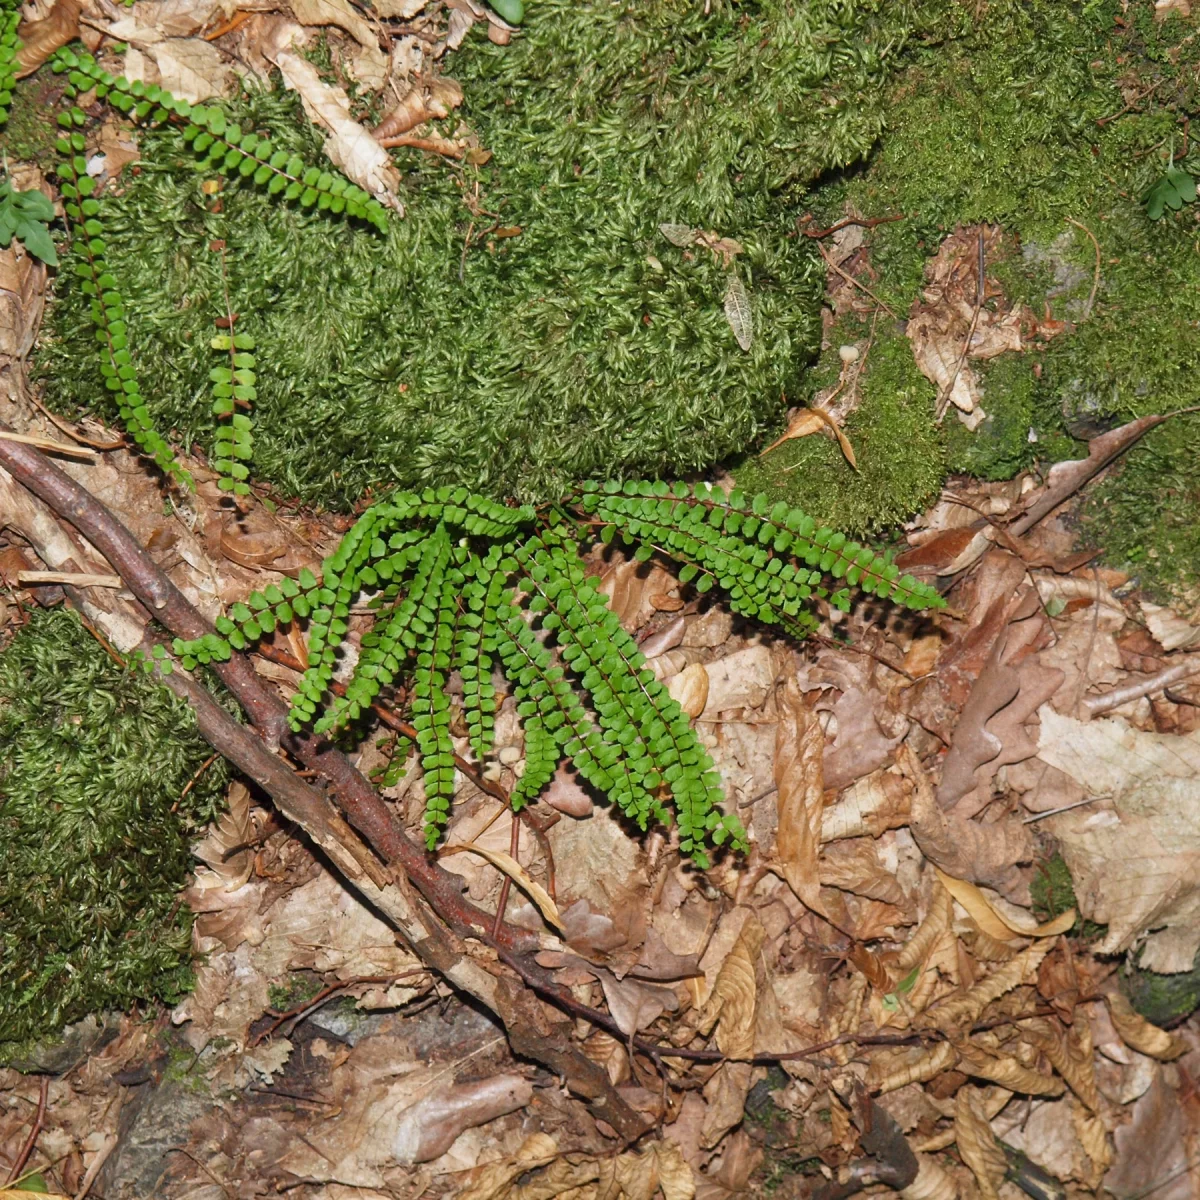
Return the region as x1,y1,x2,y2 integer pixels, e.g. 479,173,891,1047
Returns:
47,45,389,487
0,0,18,129
174,482,943,864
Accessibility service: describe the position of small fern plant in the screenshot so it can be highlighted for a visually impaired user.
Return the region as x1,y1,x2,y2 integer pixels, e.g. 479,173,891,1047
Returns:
174,481,943,863
48,46,389,490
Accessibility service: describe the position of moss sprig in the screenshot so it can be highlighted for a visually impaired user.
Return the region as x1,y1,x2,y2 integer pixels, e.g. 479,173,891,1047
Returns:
173,482,941,864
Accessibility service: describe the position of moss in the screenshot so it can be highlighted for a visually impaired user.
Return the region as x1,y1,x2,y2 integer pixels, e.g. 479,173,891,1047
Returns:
0,609,229,1056
736,325,945,534
39,0,953,508
1122,952,1200,1028
4,69,66,170
1030,852,1106,941
267,972,323,1011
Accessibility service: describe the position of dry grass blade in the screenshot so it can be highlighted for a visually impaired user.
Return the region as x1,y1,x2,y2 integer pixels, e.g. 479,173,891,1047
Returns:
1104,990,1187,1060
954,1087,1007,1200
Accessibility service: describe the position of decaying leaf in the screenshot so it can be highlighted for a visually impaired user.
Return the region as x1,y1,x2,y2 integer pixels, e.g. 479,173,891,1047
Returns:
149,38,233,102
667,662,709,719
1141,600,1200,651
897,881,954,971
1037,706,1200,970
954,1087,1007,1200
821,769,912,842
1022,1017,1100,1112
272,50,402,206
458,1133,560,1200
15,0,81,77
900,1154,960,1200
759,404,857,468
955,1040,1065,1096
703,916,764,1058
724,273,753,351
772,677,826,915
1104,991,1187,1060
865,1041,958,1095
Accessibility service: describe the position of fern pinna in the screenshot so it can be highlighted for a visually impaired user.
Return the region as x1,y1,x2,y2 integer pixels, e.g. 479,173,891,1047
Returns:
175,482,943,863
49,46,388,491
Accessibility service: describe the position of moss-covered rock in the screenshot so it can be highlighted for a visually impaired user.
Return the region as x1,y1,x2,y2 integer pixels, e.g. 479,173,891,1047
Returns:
0,609,228,1056
40,0,948,508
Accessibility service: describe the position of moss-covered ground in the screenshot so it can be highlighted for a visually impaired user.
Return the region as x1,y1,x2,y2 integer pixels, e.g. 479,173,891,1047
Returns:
739,0,1200,599
0,609,229,1058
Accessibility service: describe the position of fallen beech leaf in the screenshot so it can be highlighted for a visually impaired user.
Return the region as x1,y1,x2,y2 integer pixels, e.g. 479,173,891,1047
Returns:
703,916,764,1058
191,780,255,890
1141,599,1200,651
1073,1100,1112,1190
897,881,954,971
149,37,233,102
1104,1069,1189,1200
453,842,564,932
934,868,1075,940
954,1087,1007,1200
821,769,912,842
272,50,401,206
1036,706,1200,970
923,939,1054,1033
955,1040,1065,1096
391,1074,532,1164
1022,1016,1100,1113
724,273,753,351
542,762,593,818
15,0,81,77
772,677,826,915
667,662,709,718
900,1155,959,1200
220,525,288,568
760,405,857,468
1104,991,1186,1060
458,1132,559,1200
374,75,464,139
865,1041,958,1094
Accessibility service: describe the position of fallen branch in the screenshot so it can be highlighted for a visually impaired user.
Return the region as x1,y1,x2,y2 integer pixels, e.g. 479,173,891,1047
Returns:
0,437,649,1142
1082,657,1200,717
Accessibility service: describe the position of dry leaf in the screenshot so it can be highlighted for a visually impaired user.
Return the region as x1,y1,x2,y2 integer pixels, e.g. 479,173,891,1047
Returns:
724,273,753,351
1141,600,1200,651
452,1132,561,1200
391,1075,532,1164
290,0,388,87
14,0,80,76
1022,1017,1100,1112
900,1155,960,1200
865,1041,958,1094
934,869,1075,940
1104,991,1187,1060
1104,1068,1190,1200
1036,706,1200,970
954,1087,1007,1200
660,223,697,247
0,244,47,360
772,677,825,915
1073,1099,1112,1190
191,780,255,890
667,662,709,719
703,916,764,1058
149,38,233,102
897,881,954,971
821,769,912,842
923,939,1053,1033
272,50,401,206
452,842,564,932
955,1040,1065,1096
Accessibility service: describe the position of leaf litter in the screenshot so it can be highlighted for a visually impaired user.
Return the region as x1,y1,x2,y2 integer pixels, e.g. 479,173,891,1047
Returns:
5,17,1200,1195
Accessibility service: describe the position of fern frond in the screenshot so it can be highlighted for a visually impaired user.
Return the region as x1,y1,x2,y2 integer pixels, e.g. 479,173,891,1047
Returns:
53,115,192,488
456,549,503,764
414,571,459,848
209,331,256,496
0,0,20,129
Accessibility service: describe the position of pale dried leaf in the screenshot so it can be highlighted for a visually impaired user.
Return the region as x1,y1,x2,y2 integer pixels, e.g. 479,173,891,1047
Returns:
955,1040,1065,1096
923,939,1053,1033
149,38,232,102
724,273,753,351
772,678,825,914
392,1075,532,1164
1104,991,1187,1060
242,1037,293,1084
897,881,954,971
272,50,401,205
900,1155,960,1200
954,1087,1007,1200
704,916,764,1058
458,1133,559,1200
1037,706,1200,969
1104,1069,1189,1200
582,1029,630,1087
865,1041,958,1094
192,781,255,890
701,1061,753,1149
1022,1017,1100,1112
597,967,678,1037
1140,600,1200,651
934,868,1075,940
667,662,709,719
820,837,906,905
653,1141,696,1200
660,223,697,247
821,769,912,842
454,842,564,932
1072,1099,1112,1190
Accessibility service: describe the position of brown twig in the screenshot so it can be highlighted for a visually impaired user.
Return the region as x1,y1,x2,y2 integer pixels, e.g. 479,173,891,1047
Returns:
799,212,906,239
203,9,253,39
814,241,897,319
28,393,125,451
378,133,464,158
179,752,220,802
491,811,521,939
6,1075,48,1185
